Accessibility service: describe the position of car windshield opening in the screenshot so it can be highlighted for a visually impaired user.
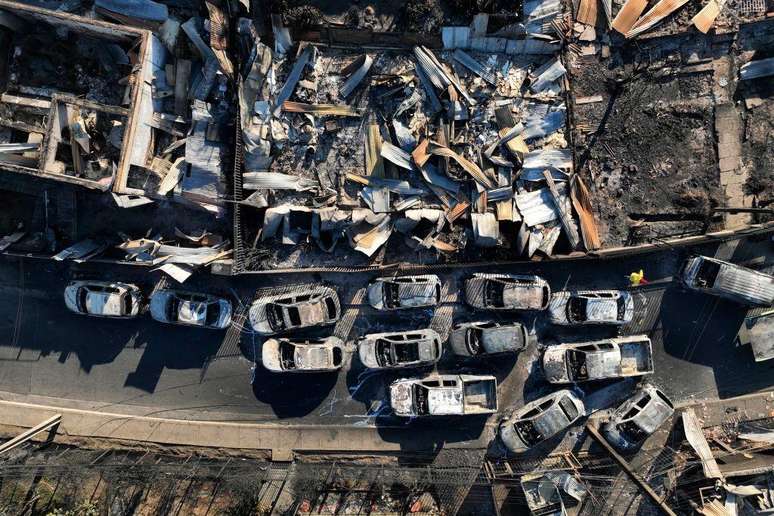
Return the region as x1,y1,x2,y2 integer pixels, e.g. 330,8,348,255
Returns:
266,304,286,331
567,297,588,322
332,347,343,366
77,288,88,312
279,341,296,370
558,397,579,421
617,296,627,320
515,420,543,446
393,342,419,363
413,385,430,415
205,302,221,326
617,420,648,445
567,350,588,380
695,259,721,288
166,297,179,322
384,282,400,309
375,339,394,367
287,306,302,327
324,296,337,318
484,281,505,307
466,329,484,355
122,294,132,315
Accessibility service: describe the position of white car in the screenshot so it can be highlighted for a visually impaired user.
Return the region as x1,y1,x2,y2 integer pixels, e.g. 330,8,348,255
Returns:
358,329,442,369
149,290,232,329
64,280,142,318
465,274,551,311
548,290,634,325
499,390,585,453
248,286,340,335
261,336,345,373
366,275,441,310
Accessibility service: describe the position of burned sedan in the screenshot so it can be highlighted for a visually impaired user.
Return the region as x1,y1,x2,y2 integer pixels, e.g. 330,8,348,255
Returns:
499,390,585,454
64,281,142,318
150,290,232,329
262,336,345,373
449,321,530,357
249,286,340,335
358,329,442,369
465,273,551,310
390,374,498,417
542,335,653,384
367,275,441,310
602,384,674,452
548,290,634,325
680,255,774,306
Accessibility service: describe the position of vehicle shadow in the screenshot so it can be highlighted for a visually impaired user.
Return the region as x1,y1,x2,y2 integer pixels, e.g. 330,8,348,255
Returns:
248,335,339,419
123,324,227,392
657,285,767,399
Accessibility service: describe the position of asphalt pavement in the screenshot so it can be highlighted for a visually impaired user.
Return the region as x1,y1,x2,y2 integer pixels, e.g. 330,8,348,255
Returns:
0,233,772,446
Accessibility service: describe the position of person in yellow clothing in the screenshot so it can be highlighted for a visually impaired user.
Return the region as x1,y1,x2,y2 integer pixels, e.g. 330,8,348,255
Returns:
628,269,649,286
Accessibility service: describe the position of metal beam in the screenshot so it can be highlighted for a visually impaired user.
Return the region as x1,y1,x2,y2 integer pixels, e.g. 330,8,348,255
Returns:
0,414,61,455
586,422,677,516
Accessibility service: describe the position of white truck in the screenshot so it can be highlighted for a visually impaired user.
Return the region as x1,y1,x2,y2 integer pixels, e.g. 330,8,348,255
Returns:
389,374,498,417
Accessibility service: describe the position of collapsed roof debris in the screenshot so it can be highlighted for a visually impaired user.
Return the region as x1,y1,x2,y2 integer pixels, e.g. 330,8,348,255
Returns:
235,10,594,266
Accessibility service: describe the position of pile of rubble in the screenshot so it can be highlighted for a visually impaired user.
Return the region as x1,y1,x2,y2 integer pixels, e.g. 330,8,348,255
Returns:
236,10,602,266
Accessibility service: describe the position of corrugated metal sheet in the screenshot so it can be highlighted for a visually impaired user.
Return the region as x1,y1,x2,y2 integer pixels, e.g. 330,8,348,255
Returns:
523,149,572,169
453,49,496,85
441,27,470,49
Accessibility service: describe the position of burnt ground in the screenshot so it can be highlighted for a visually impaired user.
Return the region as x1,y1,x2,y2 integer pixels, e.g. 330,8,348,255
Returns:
266,0,522,33
568,20,774,247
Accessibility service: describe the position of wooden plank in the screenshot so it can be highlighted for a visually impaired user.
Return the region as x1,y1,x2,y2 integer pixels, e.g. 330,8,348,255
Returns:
0,415,61,455
586,423,678,516
543,170,580,250
611,0,648,34
577,0,599,26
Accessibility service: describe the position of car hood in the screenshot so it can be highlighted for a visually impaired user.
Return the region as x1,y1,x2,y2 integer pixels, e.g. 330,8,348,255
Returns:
542,348,570,383
261,340,283,372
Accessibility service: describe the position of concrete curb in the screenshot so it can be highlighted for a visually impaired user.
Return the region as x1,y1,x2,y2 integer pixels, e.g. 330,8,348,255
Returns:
0,396,495,454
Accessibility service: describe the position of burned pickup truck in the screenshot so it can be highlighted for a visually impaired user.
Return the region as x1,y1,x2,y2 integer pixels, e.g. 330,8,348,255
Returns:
389,374,498,417
680,256,774,307
542,335,654,384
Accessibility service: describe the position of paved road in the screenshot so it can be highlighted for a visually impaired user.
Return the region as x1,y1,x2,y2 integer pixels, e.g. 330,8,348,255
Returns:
0,234,771,443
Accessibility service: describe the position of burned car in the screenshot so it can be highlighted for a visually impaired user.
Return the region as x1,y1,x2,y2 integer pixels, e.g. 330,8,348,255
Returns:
499,390,585,453
262,336,345,373
367,275,442,310
542,335,653,384
358,329,442,369
680,255,774,307
64,281,142,318
465,273,551,311
389,374,498,417
548,290,634,325
249,286,340,335
602,384,674,452
149,290,232,329
449,321,530,357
